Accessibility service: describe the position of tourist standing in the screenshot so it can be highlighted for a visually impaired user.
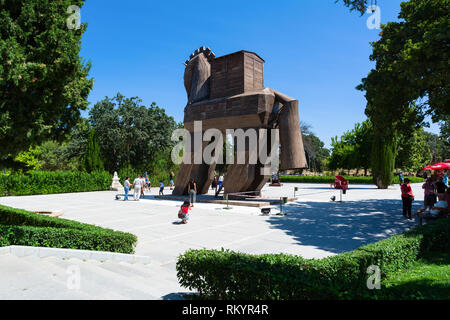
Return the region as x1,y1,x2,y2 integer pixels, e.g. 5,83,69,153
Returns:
401,178,414,220
443,173,449,187
170,171,175,190
140,177,145,198
398,172,404,186
144,173,150,192
218,175,224,189
133,176,142,201
188,178,197,207
124,177,130,201
211,175,218,193
159,180,164,195
422,178,437,209
435,177,447,201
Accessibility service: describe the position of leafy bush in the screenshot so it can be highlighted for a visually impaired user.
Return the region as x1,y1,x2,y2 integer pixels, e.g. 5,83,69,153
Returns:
176,218,450,300
0,171,111,196
118,166,176,187
280,175,423,185
0,205,137,253
0,235,9,247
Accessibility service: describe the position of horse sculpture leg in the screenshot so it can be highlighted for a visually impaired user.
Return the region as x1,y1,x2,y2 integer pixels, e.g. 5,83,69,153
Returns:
172,137,217,196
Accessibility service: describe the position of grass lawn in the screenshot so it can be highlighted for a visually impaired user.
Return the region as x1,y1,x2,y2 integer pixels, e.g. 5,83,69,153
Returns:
381,251,450,300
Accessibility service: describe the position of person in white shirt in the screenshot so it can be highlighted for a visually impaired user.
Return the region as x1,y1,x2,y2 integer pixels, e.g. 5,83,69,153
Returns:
133,176,142,201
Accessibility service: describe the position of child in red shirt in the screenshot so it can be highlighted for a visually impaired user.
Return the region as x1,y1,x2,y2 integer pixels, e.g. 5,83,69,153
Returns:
178,200,191,224
401,178,414,219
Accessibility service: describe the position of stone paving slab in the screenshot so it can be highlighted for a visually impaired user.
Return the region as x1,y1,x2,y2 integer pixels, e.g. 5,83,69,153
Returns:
0,183,424,261
0,183,425,299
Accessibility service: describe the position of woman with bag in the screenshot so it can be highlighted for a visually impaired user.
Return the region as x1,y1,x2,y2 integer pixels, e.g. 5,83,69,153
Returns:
401,178,414,220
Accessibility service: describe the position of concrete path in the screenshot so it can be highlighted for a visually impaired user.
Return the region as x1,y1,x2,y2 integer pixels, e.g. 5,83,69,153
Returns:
0,182,425,299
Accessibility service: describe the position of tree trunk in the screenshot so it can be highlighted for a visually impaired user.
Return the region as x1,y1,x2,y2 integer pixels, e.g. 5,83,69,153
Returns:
371,135,395,189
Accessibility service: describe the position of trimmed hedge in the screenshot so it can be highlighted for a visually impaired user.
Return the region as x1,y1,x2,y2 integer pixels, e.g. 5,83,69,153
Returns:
0,205,137,253
176,218,450,300
280,175,424,185
0,171,111,196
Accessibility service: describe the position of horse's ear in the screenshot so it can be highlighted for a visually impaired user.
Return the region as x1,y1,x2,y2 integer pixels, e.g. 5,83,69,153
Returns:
184,47,212,103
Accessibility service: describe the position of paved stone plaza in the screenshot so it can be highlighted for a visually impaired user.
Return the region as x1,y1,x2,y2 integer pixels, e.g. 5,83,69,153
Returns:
0,183,425,299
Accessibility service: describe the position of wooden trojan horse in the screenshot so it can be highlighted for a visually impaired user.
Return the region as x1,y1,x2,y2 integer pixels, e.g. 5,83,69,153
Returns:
173,47,307,196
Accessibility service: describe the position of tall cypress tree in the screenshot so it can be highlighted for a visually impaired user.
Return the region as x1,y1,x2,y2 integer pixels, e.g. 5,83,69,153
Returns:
84,129,104,173
371,135,395,189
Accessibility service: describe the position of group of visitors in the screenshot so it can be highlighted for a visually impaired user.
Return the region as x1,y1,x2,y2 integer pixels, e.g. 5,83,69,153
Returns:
122,173,225,225
400,171,450,224
122,171,175,201
122,175,145,201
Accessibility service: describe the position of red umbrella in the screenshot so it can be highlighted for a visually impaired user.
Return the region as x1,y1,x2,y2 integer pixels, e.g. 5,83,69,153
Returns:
423,162,450,170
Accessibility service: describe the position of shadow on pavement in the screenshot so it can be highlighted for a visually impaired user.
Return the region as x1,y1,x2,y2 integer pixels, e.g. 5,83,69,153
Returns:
266,199,422,254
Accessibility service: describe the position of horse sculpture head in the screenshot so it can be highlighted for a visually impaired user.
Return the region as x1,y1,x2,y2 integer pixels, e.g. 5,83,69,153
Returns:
183,46,215,104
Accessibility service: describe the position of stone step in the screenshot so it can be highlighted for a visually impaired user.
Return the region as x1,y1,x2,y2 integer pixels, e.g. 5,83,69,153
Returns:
0,252,189,300
4,245,150,264
14,255,130,299
0,255,92,300
1,254,154,299
41,258,162,299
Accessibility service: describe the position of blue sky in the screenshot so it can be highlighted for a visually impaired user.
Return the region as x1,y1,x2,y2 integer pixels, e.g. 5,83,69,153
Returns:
79,0,439,148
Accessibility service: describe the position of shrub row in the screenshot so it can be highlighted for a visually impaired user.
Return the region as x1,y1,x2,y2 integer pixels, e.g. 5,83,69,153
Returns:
0,205,137,253
280,175,424,185
176,218,450,300
0,171,111,196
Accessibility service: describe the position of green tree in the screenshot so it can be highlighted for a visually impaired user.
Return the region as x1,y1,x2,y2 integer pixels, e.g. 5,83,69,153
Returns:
439,121,450,153
337,0,374,14
89,93,177,172
84,129,104,173
65,117,91,163
357,0,449,188
38,140,80,171
300,123,330,173
13,146,42,171
327,120,373,175
0,0,93,163
423,129,450,164
328,136,356,173
353,121,373,175
396,128,433,173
